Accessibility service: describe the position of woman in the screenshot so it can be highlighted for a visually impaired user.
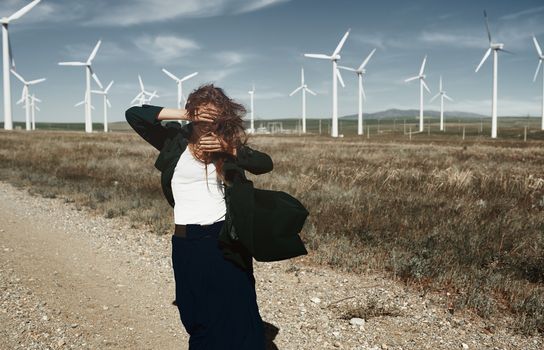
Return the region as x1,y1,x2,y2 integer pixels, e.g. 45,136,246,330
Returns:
125,84,269,349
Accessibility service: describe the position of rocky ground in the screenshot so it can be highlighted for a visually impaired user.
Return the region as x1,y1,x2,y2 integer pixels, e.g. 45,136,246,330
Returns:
0,181,542,350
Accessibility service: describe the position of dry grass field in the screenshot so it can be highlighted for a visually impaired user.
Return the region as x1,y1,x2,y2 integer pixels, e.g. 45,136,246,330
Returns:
1,127,543,335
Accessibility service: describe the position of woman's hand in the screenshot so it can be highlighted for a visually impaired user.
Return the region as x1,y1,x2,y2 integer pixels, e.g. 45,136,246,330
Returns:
198,132,237,156
193,105,221,123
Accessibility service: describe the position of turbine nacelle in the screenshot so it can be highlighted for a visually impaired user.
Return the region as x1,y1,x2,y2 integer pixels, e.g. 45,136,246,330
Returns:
491,43,504,50
0,18,10,25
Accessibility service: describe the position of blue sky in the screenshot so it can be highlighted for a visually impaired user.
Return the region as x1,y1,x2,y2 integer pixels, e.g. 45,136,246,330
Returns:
1,0,544,123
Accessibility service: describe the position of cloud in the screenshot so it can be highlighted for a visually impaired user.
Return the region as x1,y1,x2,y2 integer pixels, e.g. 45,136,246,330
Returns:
500,6,544,21
133,35,200,65
213,51,254,67
82,0,291,27
234,0,290,14
419,32,486,49
61,41,129,62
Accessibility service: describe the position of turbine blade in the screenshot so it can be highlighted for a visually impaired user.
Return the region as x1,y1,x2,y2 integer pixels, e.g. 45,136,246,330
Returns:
289,86,303,96
91,71,103,89
419,55,427,76
28,78,46,85
87,40,102,63
359,48,376,71
105,80,114,93
8,0,41,21
35,106,40,111
484,10,492,43
338,65,356,72
138,75,145,91
533,36,543,57
131,93,142,104
475,48,492,72
444,94,454,102
58,61,86,66
180,72,198,82
336,68,345,88
162,68,179,81
405,76,419,83
422,79,431,94
8,37,15,68
75,100,85,107
10,69,26,84
359,78,366,100
499,48,514,55
439,76,443,91
304,53,332,60
301,67,305,85
107,99,112,108
332,28,351,57
91,90,103,94
534,60,542,82
429,93,440,103
305,87,317,96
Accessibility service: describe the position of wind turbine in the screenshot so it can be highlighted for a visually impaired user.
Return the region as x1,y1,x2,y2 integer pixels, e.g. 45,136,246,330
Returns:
162,68,198,109
1,0,42,130
11,69,45,131
338,48,376,135
405,55,431,132
289,67,317,134
532,35,544,130
92,80,114,132
131,75,158,106
58,40,104,133
304,29,350,138
248,84,255,133
429,76,453,132
29,94,40,130
475,10,511,139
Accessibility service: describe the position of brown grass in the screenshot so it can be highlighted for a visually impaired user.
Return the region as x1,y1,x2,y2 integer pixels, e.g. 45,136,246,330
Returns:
0,128,543,335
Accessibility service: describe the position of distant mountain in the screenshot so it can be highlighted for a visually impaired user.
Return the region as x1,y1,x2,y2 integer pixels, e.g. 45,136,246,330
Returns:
340,109,487,120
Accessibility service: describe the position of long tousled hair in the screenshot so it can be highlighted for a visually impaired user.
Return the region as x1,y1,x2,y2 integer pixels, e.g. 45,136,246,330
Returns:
184,83,248,188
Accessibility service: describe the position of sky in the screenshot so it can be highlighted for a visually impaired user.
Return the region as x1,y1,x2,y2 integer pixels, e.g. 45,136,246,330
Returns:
1,0,544,124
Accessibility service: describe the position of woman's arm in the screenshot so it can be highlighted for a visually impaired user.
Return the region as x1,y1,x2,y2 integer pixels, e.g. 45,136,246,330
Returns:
234,145,273,175
125,105,188,151
157,108,189,121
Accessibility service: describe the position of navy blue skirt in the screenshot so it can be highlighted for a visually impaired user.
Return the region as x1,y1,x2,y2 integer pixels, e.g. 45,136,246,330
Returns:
171,220,266,349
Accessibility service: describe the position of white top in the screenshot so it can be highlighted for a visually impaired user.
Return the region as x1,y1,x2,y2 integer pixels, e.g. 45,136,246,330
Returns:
171,148,226,225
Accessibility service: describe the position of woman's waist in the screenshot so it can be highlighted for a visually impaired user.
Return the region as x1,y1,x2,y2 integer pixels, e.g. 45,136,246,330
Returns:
174,220,225,239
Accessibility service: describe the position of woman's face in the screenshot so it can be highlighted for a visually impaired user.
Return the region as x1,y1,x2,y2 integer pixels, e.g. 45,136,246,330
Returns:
192,102,220,137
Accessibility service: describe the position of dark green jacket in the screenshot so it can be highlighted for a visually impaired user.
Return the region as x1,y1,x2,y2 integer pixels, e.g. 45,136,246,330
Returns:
125,105,309,271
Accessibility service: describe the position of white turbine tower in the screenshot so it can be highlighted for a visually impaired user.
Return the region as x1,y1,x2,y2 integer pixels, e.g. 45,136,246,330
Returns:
475,10,511,139
58,40,104,133
405,55,431,132
338,48,376,135
92,80,114,132
304,29,350,138
162,68,198,109
289,67,317,134
29,94,40,130
1,0,41,130
429,76,453,132
248,84,255,133
11,69,45,131
131,75,159,106
532,35,544,130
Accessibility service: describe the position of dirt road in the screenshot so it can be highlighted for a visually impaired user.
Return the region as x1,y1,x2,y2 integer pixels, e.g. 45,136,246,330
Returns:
0,181,542,350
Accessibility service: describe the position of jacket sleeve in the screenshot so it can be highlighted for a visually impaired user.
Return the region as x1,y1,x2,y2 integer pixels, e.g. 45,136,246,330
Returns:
234,144,273,175
125,104,166,151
